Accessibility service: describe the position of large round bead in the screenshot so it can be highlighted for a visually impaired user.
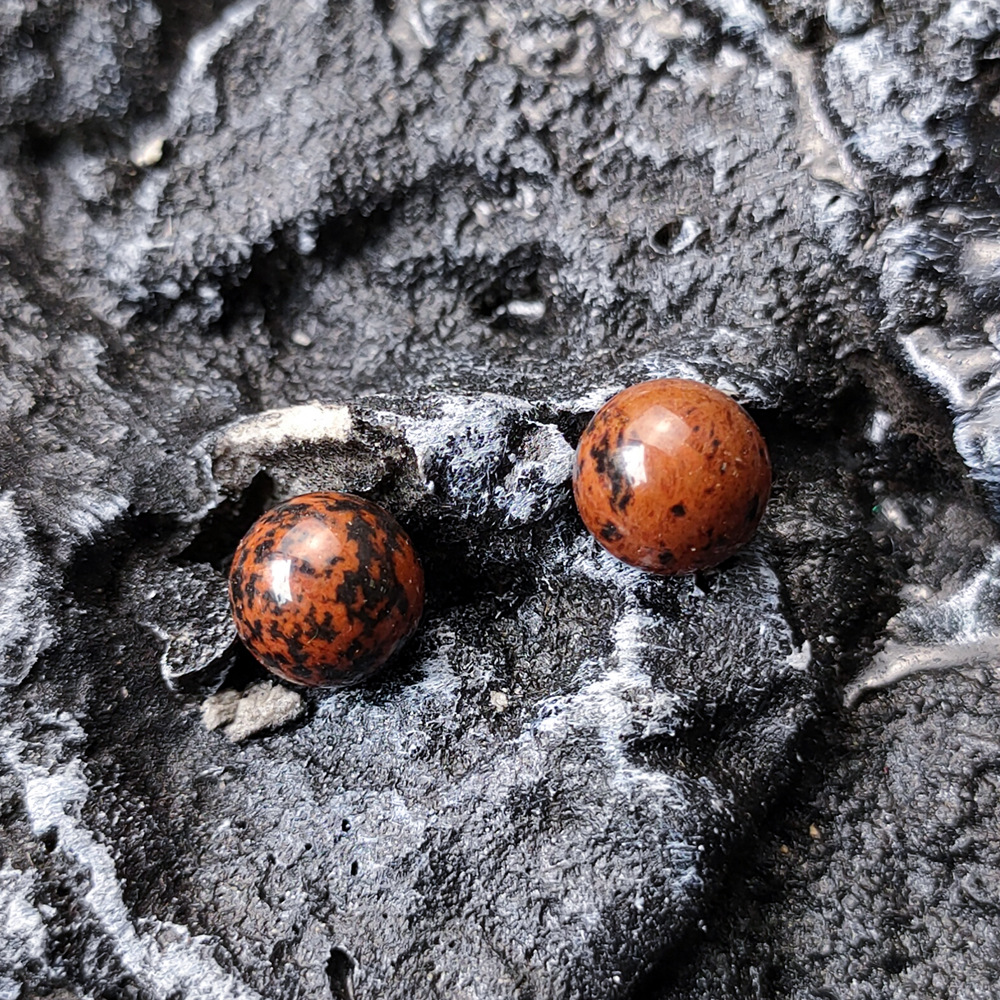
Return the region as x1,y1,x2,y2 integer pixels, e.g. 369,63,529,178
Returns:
228,492,424,686
573,379,771,574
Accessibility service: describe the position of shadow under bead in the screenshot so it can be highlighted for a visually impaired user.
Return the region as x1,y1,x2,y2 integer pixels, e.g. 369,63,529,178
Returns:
228,492,424,686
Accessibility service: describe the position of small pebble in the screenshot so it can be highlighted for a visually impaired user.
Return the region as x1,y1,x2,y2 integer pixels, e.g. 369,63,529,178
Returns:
201,681,305,742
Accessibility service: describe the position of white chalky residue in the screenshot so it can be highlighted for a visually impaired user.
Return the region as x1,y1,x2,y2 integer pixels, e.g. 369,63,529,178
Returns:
0,859,48,1000
397,394,531,511
2,714,263,1000
210,403,355,494
846,549,1000,704
311,628,467,772
545,553,809,803
826,0,872,34
529,609,688,806
0,494,54,686
201,682,305,742
709,0,770,36
845,638,999,706
215,404,353,456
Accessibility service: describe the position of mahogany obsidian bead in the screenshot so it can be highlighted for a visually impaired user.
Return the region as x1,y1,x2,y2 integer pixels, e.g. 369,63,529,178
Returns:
228,492,424,687
572,378,771,574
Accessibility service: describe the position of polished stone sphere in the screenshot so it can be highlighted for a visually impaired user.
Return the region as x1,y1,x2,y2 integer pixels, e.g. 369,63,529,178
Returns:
573,379,771,574
229,492,424,686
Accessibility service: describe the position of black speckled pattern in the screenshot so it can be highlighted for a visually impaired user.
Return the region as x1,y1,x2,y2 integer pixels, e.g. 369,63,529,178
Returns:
229,492,424,686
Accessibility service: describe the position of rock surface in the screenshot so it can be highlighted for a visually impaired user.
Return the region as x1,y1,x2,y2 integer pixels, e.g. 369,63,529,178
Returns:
2,0,1000,997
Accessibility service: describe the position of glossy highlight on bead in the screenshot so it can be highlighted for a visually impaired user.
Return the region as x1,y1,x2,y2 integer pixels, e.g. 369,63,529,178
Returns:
573,378,771,574
228,492,424,687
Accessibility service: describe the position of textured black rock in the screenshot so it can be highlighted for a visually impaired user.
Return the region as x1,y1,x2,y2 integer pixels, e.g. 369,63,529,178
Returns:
2,0,1000,998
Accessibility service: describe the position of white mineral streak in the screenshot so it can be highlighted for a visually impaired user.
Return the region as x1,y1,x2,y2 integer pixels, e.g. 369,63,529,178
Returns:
555,381,624,414
171,0,264,131
846,550,1000,705
845,638,999,707
211,403,354,491
764,36,864,190
523,601,704,902
1,714,263,1000
554,350,776,416
397,393,531,511
0,862,47,991
215,403,353,456
901,326,1000,484
150,617,234,686
62,487,130,538
0,871,45,953
382,0,434,71
901,327,998,414
115,0,265,290
0,493,54,686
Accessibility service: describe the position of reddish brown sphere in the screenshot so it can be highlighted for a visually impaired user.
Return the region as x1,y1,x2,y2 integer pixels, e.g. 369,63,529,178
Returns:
228,492,424,687
573,379,771,574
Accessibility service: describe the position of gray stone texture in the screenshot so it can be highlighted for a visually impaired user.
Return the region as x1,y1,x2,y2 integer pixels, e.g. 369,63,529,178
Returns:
2,0,1000,998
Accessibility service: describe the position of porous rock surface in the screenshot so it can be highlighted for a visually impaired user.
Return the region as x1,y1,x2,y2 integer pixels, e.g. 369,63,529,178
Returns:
2,0,1000,998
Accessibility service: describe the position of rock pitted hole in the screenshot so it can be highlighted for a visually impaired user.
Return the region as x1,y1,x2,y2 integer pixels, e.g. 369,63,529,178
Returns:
650,219,683,252
470,248,550,328
327,946,357,1000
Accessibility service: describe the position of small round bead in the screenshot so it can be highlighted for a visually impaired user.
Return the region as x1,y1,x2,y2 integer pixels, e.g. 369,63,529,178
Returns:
228,492,424,687
573,379,771,574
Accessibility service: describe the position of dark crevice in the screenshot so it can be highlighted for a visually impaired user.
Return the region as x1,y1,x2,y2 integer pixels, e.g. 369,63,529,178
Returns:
327,946,357,1000
175,471,276,571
